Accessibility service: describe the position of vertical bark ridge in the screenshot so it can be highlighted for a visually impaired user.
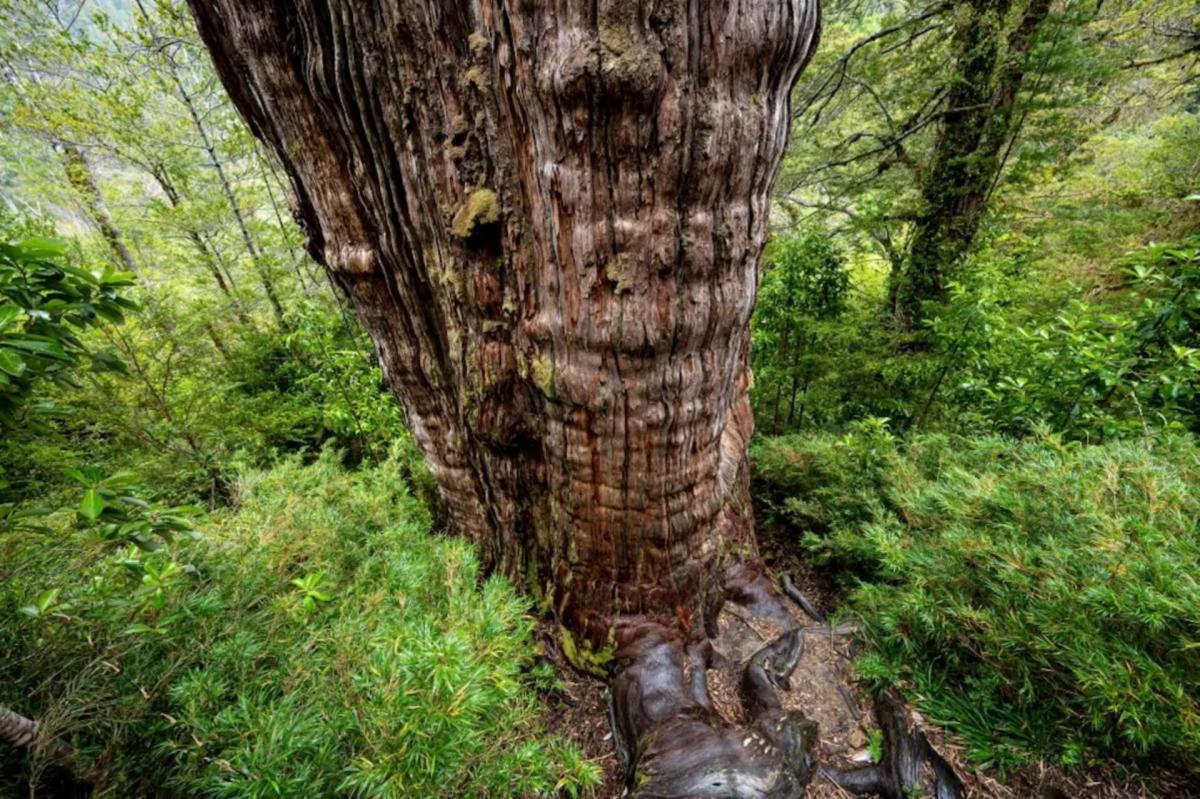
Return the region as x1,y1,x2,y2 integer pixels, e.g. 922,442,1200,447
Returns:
187,0,818,654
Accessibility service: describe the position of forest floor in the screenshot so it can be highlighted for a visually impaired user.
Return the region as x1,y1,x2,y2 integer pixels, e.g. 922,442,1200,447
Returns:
539,530,1196,799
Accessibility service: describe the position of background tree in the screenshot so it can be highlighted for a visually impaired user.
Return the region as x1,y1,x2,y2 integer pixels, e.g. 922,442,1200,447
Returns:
783,0,1197,329
752,232,851,433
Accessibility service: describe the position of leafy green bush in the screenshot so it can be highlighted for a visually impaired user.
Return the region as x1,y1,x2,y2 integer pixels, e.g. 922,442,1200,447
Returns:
929,237,1200,439
0,234,134,425
0,448,598,797
751,234,932,433
753,426,1200,774
752,231,852,433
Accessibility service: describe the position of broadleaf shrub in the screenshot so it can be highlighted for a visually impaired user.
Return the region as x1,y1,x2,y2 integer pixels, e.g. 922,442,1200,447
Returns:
753,427,1200,774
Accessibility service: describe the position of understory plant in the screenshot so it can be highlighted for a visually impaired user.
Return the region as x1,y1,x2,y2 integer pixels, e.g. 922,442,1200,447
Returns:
753,425,1200,774
928,237,1200,439
0,447,598,798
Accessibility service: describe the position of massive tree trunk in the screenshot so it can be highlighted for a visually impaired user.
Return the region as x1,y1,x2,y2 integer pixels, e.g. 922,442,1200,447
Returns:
188,1,819,794
889,0,1052,330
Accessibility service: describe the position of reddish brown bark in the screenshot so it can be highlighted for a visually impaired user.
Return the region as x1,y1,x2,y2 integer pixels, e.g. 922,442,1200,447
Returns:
188,0,816,645
187,2,820,793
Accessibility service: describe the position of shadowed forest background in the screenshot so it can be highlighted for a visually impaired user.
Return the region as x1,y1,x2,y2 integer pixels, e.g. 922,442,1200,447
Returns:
0,0,1198,796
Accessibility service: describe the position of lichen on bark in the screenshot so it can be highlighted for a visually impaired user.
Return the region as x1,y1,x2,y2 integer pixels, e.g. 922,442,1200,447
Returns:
450,188,500,239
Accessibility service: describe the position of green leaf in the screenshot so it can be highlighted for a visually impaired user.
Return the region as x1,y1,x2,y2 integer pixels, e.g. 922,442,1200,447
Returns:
57,263,100,284
79,488,105,520
100,270,136,287
4,336,70,361
36,588,60,613
16,237,68,258
0,349,25,377
0,305,23,331
93,303,126,324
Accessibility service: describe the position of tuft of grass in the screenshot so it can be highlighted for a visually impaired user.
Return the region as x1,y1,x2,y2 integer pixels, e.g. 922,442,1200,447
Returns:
1,447,599,797
754,425,1200,775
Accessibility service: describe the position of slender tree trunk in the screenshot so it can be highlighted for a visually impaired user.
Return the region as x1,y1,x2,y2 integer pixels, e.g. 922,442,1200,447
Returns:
774,324,793,433
168,64,288,326
256,152,313,294
189,2,820,794
785,328,810,428
204,321,233,363
889,0,1052,330
59,143,137,273
152,165,255,327
772,383,785,434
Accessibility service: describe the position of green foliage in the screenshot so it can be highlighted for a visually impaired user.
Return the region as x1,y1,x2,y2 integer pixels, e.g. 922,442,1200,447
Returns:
760,0,1199,438
0,0,1196,793
0,450,599,797
929,237,1200,439
0,296,406,506
67,465,201,550
751,232,852,432
782,0,1193,273
754,428,1200,774
0,235,134,426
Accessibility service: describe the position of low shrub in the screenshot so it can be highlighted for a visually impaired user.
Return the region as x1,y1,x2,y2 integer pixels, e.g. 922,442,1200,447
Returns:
0,447,598,797
753,425,1200,774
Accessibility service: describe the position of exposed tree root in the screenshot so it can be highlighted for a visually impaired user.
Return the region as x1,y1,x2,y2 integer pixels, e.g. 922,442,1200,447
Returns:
0,706,89,796
780,574,826,624
821,692,965,799
609,568,819,798
605,566,967,798
0,707,39,749
0,706,73,763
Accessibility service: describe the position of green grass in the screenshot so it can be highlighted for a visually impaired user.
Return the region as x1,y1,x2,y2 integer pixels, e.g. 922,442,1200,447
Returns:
0,447,599,797
753,425,1200,775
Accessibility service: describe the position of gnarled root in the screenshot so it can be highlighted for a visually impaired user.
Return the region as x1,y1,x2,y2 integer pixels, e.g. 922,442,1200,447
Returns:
0,707,39,750
0,706,73,762
821,691,964,799
609,568,818,798
780,574,825,624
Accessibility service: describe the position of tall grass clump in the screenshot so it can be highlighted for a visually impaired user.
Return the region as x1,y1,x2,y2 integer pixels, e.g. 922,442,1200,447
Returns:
753,424,1200,774
0,446,599,797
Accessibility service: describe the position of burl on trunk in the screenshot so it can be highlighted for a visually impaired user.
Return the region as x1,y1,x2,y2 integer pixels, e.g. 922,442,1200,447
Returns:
187,1,820,795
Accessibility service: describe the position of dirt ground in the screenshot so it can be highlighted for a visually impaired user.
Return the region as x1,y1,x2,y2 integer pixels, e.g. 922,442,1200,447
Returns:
538,556,1200,799
540,589,894,799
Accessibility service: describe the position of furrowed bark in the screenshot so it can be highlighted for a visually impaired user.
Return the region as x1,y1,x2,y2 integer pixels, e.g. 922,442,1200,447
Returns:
187,0,818,649
187,1,820,793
